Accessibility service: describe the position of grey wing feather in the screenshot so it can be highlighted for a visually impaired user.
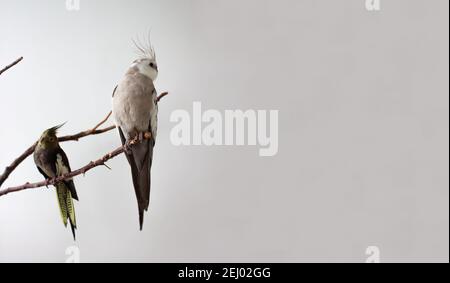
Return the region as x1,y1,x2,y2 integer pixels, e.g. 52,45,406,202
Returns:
118,126,153,230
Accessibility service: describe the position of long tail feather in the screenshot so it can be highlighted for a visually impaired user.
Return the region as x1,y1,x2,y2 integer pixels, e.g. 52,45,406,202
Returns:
118,128,153,230
56,183,77,240
66,190,77,240
139,210,144,231
56,184,68,227
69,220,76,241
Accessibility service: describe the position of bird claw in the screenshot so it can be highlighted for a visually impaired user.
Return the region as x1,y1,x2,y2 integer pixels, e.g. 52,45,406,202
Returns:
124,143,132,155
44,178,52,188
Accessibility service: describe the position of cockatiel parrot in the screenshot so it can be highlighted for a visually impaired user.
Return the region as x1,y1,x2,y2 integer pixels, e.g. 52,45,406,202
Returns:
33,124,78,240
112,41,158,230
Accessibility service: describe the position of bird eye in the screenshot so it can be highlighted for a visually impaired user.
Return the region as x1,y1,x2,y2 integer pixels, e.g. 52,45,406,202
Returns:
149,63,154,67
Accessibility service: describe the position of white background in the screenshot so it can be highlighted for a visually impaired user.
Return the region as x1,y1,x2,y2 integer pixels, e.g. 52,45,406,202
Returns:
0,0,448,262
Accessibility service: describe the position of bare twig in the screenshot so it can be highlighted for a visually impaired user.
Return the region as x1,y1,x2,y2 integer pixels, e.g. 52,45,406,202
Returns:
0,92,168,191
58,125,116,142
59,110,115,142
0,125,116,189
0,133,152,197
0,143,37,189
92,111,112,131
157,92,169,102
0,57,24,76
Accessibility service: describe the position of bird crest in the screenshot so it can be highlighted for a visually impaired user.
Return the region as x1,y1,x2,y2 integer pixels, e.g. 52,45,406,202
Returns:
44,123,66,137
132,32,156,61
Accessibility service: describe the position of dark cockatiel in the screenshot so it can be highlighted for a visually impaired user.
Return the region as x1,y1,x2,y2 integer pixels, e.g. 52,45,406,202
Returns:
33,124,78,240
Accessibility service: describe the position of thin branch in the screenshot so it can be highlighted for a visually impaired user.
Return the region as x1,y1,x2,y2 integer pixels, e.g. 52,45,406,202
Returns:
58,125,116,142
157,92,169,102
0,143,37,189
93,111,112,131
0,125,116,188
0,133,152,197
0,57,24,76
0,92,168,190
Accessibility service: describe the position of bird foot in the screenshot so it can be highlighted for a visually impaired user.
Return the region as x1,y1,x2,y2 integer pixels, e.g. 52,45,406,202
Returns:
124,144,132,155
137,132,145,142
44,178,52,188
124,143,132,155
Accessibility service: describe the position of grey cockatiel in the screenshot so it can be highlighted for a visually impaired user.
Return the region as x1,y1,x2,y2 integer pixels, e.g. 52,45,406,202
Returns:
33,124,78,240
112,41,158,230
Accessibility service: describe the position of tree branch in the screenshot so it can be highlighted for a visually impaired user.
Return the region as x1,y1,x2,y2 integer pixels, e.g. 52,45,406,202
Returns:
157,92,169,102
0,125,116,189
0,92,169,191
0,57,23,76
58,110,115,142
0,133,152,197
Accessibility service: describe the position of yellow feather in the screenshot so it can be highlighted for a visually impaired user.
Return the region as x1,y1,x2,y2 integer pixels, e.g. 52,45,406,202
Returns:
56,184,68,227
66,190,76,228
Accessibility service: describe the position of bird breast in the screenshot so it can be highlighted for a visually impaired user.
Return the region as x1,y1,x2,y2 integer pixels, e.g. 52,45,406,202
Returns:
112,73,157,138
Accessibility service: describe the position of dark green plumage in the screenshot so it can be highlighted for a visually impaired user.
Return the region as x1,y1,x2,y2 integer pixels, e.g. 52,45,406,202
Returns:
33,124,78,240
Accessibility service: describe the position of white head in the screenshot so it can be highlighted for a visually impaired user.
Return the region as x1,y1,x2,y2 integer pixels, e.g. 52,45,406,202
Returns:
131,37,158,81
133,58,158,81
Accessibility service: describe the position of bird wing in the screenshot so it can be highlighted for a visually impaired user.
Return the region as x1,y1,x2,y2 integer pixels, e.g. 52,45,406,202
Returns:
34,148,57,179
55,148,79,201
150,88,158,142
36,166,50,179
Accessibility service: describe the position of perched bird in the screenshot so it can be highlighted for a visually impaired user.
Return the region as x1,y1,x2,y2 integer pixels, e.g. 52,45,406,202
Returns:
112,40,158,230
33,124,78,240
